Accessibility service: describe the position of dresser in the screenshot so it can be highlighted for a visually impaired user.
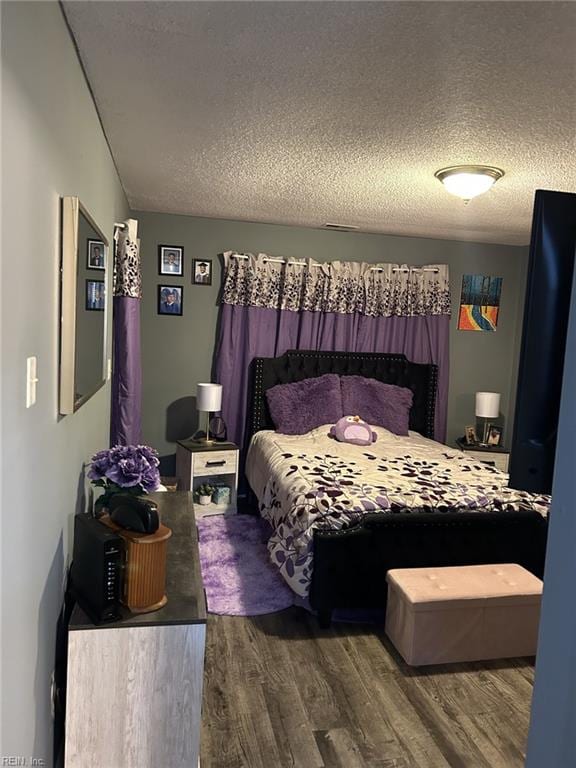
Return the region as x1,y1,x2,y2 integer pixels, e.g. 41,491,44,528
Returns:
65,493,206,768
455,437,510,472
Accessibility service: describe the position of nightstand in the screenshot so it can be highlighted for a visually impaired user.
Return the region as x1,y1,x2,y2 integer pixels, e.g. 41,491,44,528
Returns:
176,439,239,517
455,437,510,473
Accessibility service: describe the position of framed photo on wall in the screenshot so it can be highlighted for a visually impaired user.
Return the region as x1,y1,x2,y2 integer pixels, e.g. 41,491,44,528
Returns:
158,245,184,276
87,239,105,270
86,280,105,311
158,285,183,316
192,259,212,285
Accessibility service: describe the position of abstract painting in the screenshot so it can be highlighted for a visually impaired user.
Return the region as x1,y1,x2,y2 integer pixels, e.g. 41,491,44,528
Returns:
458,274,503,331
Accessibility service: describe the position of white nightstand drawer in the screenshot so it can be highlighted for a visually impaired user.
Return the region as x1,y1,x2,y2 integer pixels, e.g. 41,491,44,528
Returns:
193,450,238,476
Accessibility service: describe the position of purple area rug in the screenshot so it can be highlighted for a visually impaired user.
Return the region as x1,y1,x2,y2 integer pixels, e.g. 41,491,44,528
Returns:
197,515,294,616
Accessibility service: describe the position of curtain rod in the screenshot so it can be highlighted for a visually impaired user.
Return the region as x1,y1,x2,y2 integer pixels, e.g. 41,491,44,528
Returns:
230,254,438,273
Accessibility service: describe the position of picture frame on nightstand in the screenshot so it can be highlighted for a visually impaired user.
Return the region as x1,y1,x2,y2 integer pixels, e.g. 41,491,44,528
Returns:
486,424,503,446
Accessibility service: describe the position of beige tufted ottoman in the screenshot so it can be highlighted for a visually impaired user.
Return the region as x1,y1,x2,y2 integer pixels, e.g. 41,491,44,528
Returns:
385,564,543,666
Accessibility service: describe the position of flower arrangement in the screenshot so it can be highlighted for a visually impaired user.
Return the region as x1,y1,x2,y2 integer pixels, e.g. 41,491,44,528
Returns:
88,444,161,513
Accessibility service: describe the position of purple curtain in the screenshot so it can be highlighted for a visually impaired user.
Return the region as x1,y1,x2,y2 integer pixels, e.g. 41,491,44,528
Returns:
110,297,142,445
215,304,449,449
110,225,142,446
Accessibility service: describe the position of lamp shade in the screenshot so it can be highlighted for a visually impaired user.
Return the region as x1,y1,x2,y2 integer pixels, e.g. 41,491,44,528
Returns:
197,383,222,412
475,391,500,419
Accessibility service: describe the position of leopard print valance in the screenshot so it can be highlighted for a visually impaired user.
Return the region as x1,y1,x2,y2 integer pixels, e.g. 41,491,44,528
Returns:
221,252,451,317
113,228,142,299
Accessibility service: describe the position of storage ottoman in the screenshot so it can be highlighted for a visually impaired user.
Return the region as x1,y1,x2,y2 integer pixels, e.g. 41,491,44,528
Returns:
385,564,542,666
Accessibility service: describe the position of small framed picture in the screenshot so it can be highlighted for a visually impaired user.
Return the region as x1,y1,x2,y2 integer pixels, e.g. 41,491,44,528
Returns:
87,239,105,270
192,259,212,285
158,285,183,316
465,425,478,445
86,280,105,311
158,245,184,276
486,424,503,446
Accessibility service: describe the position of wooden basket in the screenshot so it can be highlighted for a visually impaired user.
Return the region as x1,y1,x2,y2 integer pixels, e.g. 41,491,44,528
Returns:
101,515,172,613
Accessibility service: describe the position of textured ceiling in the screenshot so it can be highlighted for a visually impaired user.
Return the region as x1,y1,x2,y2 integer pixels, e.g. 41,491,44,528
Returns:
63,1,576,245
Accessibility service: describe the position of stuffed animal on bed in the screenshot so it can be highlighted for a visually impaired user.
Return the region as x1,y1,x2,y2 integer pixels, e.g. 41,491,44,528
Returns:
329,415,377,446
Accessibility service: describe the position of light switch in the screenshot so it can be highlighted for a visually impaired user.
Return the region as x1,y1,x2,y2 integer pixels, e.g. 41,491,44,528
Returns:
26,356,38,408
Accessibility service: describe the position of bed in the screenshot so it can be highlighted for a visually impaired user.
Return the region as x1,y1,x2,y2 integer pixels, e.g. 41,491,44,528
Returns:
245,350,550,625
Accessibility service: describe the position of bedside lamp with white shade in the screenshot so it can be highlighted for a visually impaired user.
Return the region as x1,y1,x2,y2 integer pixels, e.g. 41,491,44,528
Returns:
475,391,500,446
196,383,222,444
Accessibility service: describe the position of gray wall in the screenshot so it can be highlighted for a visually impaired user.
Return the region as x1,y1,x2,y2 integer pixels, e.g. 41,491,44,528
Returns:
134,211,528,461
1,1,128,761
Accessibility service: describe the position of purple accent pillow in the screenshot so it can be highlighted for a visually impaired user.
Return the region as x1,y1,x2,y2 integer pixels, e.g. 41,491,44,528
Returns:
266,374,343,435
340,376,413,436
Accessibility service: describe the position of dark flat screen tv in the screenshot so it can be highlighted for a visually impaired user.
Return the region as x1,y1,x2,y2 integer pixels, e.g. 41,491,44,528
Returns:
509,190,576,494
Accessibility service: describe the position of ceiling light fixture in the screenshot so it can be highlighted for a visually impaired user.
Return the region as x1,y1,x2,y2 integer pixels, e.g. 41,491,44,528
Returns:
434,165,505,201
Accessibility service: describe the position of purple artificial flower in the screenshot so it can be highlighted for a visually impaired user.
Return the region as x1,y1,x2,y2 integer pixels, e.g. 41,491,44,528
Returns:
135,445,160,491
136,445,160,467
88,444,161,492
88,449,113,481
140,463,161,492
106,456,144,488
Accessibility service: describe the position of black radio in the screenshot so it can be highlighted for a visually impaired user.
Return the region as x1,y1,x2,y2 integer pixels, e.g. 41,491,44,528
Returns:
70,513,123,624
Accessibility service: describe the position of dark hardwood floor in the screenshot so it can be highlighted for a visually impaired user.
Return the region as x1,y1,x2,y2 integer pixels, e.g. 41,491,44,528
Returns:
201,607,534,768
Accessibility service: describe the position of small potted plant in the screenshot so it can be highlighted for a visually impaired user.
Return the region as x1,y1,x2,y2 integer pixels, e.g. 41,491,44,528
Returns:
196,483,215,505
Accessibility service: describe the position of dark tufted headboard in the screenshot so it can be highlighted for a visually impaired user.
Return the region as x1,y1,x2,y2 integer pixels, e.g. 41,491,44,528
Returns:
246,350,437,448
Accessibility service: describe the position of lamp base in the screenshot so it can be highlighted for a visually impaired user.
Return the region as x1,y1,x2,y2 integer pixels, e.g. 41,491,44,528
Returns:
478,417,491,446
193,410,213,444
195,437,215,445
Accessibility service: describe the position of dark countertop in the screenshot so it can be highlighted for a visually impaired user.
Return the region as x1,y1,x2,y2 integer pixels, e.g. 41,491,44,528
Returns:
70,491,207,630
455,437,508,453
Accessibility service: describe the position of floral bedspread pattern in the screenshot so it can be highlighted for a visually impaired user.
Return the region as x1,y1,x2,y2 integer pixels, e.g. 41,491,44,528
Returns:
250,428,550,597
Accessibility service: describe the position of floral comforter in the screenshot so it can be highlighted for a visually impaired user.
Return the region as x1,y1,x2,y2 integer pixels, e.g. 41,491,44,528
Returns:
245,426,550,597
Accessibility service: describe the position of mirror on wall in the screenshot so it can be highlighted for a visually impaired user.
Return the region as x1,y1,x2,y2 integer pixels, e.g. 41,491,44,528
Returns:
60,196,109,414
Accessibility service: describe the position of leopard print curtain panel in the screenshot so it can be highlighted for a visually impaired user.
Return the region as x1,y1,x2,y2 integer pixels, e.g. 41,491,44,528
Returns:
113,226,142,298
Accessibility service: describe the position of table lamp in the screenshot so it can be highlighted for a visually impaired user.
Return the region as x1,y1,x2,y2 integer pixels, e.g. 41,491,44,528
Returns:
475,392,500,446
196,383,222,444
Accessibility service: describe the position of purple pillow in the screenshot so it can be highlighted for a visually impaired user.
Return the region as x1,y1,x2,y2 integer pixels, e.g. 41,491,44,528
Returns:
340,375,413,436
266,374,343,435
